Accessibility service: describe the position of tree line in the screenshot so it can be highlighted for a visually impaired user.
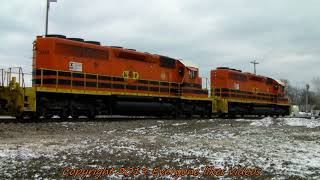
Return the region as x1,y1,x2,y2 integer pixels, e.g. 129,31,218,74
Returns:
283,77,320,111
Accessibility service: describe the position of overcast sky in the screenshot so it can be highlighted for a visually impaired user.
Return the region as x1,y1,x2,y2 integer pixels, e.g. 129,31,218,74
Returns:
1,0,319,88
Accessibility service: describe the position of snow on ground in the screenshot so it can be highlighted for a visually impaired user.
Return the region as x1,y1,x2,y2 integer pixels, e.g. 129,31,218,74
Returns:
235,118,256,122
284,118,320,128
249,117,320,128
0,117,320,179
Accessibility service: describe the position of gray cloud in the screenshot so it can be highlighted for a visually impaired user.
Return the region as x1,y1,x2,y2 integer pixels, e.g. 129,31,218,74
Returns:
1,0,319,87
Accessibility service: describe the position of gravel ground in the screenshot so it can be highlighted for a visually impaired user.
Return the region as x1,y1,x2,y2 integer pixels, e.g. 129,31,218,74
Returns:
0,117,320,179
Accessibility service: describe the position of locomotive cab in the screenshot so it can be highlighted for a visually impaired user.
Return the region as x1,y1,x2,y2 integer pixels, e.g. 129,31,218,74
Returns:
211,67,291,116
179,60,208,98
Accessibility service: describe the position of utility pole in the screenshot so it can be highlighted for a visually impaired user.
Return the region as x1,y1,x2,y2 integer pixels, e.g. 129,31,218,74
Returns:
45,0,57,36
250,60,259,74
45,0,49,36
306,84,309,113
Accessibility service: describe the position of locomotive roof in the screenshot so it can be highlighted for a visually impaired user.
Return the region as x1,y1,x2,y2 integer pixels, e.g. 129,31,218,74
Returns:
40,35,202,70
215,67,285,85
179,60,199,69
274,79,286,86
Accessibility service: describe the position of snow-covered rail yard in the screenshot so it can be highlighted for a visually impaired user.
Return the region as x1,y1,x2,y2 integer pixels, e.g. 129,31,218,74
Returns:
0,117,319,179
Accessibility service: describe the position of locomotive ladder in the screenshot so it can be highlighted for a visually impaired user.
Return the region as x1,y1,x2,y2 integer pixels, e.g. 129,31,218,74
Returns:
0,67,25,88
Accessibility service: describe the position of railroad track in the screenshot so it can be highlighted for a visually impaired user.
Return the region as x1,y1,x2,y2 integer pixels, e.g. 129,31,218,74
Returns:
0,115,285,124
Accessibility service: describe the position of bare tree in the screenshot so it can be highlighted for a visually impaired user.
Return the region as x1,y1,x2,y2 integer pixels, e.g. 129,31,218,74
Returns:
278,78,320,110
312,77,320,93
281,79,301,105
312,77,320,109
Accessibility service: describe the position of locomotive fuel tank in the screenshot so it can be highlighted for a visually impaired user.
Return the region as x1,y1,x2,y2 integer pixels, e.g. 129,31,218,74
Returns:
111,95,175,116
112,101,175,116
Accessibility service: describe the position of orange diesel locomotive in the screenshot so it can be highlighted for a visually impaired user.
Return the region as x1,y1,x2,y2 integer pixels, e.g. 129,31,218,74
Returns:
0,35,290,119
211,67,289,116
33,35,211,118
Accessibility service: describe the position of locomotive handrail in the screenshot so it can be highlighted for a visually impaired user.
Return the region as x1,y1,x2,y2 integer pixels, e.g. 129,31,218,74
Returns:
213,87,282,104
6,67,25,88
36,68,210,98
36,68,184,97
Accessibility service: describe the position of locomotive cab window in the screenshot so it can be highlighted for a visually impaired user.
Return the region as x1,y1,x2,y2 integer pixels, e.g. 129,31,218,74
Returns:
179,67,184,77
189,70,197,79
280,86,284,92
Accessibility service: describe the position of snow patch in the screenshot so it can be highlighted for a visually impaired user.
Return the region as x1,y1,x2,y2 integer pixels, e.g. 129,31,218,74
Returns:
250,117,274,127
172,122,188,126
127,127,147,134
196,120,207,123
235,119,255,122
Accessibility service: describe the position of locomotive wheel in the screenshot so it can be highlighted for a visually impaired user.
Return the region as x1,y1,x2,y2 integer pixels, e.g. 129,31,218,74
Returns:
185,111,193,119
86,113,95,119
71,115,79,120
42,111,53,119
206,112,212,119
59,111,69,120
86,106,96,119
218,113,228,119
200,111,206,118
156,114,164,119
70,108,79,120
38,105,52,119
228,114,236,119
30,112,41,122
44,114,53,119
171,109,182,119
15,114,24,122
70,113,79,120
